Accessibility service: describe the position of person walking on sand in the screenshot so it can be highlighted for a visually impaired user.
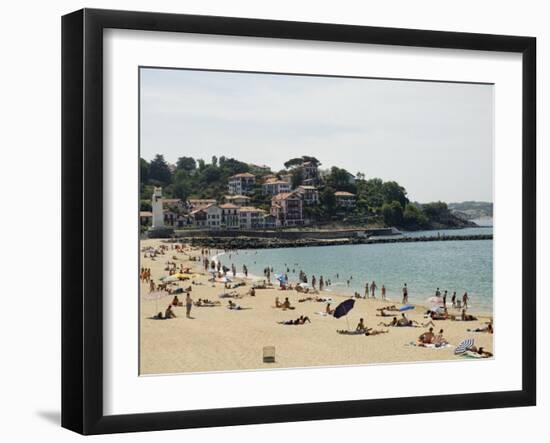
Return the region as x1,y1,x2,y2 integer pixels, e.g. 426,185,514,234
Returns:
451,291,457,308
370,281,377,298
312,275,316,290
463,292,469,309
185,293,193,318
381,284,386,300
319,276,324,292
402,283,408,304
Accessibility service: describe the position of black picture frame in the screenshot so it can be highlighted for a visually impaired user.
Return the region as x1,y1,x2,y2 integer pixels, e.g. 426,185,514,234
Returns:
62,8,536,435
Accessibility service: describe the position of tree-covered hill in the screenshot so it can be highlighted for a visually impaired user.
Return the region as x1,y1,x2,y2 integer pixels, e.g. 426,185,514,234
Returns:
140,154,473,230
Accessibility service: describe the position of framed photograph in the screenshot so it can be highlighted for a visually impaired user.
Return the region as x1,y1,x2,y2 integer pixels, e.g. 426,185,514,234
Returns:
62,8,536,435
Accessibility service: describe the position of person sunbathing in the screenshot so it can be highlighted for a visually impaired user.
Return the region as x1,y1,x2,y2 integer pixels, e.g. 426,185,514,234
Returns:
377,305,398,312
365,328,389,336
153,311,164,320
461,309,478,321
466,345,493,358
326,303,335,315
228,300,244,310
356,318,366,332
376,309,394,317
172,295,183,307
418,327,435,345
282,297,295,310
165,305,176,319
279,315,311,325
378,317,398,327
468,323,494,333
299,296,314,302
432,329,448,346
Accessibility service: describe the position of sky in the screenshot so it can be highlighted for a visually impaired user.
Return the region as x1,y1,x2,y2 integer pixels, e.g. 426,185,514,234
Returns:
140,68,493,203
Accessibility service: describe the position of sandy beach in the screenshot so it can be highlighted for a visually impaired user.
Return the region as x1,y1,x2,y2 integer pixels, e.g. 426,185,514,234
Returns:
140,239,494,375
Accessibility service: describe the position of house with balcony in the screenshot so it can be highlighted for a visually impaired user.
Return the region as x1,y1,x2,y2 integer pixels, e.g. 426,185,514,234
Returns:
239,206,267,229
203,204,223,228
271,192,304,227
262,178,291,196
219,203,241,229
228,172,256,195
296,185,319,205
335,191,356,209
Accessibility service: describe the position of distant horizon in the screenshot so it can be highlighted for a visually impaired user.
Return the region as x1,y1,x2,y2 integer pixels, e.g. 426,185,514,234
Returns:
140,68,494,203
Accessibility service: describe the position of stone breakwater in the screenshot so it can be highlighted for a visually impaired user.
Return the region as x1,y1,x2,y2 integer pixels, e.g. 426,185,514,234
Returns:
180,234,493,250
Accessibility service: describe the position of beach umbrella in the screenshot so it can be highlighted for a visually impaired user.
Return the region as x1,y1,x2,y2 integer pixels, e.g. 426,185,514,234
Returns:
455,338,475,355
333,299,355,330
399,304,415,312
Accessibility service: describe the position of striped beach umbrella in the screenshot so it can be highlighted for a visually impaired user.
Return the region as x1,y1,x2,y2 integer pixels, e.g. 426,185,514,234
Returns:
455,338,475,355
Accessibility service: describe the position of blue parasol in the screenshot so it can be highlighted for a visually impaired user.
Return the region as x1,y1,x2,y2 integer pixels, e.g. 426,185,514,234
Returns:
399,304,415,312
334,299,355,319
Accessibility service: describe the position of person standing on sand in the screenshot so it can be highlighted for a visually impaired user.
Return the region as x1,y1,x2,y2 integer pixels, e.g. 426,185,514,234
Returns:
451,291,457,308
312,275,317,290
319,276,324,292
463,292,469,309
443,290,448,307
185,293,193,318
402,283,408,304
381,284,386,300
364,282,369,298
370,281,377,298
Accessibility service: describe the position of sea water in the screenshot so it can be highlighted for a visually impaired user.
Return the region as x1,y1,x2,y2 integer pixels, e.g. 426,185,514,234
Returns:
218,233,493,314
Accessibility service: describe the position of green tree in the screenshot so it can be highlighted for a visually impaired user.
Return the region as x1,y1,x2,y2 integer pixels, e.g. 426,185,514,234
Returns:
326,166,356,193
148,154,172,185
403,203,429,228
381,201,404,226
211,155,218,167
176,156,196,173
382,181,408,207
140,158,149,182
320,187,336,214
291,167,304,188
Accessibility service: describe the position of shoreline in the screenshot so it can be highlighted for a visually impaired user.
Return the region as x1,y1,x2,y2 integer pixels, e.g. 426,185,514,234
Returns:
210,250,493,317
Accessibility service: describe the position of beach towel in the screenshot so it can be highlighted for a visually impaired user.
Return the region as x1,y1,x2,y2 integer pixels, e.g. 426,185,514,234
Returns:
406,342,452,349
315,312,329,316
461,351,489,358
337,330,364,335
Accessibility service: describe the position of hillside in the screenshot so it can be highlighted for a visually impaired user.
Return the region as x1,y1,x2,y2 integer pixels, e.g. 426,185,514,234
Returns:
448,201,493,221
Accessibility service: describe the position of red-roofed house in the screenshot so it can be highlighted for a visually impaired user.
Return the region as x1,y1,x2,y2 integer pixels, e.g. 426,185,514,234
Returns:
271,192,304,226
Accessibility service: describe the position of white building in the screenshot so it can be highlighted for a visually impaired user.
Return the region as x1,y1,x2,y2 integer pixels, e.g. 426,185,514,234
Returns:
271,192,304,226
296,185,319,205
239,206,267,229
228,172,256,195
262,179,291,196
219,203,241,229
204,204,223,228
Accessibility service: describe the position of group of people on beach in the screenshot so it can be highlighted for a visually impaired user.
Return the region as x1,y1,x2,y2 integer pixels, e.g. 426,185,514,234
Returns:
143,242,493,361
